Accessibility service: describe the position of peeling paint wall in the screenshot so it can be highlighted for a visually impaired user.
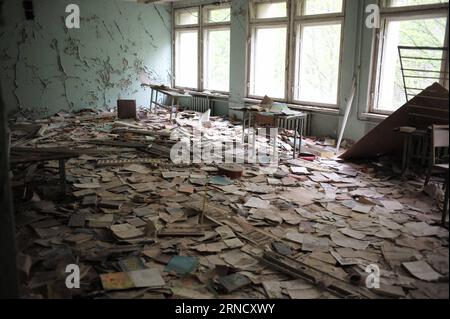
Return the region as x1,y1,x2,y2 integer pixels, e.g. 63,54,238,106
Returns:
0,0,172,118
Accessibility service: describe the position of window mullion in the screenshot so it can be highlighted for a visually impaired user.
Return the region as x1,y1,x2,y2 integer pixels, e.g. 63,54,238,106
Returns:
249,26,257,96
439,16,449,88
203,27,208,92
295,22,303,102
298,0,304,16
373,19,388,111
198,6,203,91
171,5,175,88
247,28,251,96
286,0,296,102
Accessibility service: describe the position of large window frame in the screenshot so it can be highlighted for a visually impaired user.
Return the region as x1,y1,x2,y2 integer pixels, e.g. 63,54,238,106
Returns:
249,23,288,99
368,0,449,114
247,0,345,108
173,2,231,94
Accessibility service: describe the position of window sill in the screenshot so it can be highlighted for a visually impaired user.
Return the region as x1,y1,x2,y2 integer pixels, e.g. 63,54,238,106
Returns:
188,90,229,99
360,112,389,121
173,87,229,99
242,97,340,115
288,104,339,115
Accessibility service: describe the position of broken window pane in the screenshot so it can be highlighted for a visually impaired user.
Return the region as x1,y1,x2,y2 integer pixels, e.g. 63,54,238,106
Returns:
175,30,198,88
254,1,287,19
302,0,343,15
376,16,447,112
295,22,341,105
250,26,287,99
204,28,230,92
175,7,199,26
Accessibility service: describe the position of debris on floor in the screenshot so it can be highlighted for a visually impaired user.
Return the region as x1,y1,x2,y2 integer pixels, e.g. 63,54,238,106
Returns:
9,109,449,299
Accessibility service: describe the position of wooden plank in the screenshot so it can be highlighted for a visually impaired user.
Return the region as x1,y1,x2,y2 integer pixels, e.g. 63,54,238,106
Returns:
85,140,149,148
157,229,205,237
96,158,161,167
261,251,379,299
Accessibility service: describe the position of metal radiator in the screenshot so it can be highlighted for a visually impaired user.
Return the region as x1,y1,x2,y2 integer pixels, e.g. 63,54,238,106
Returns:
194,96,211,113
182,95,211,113
277,113,311,136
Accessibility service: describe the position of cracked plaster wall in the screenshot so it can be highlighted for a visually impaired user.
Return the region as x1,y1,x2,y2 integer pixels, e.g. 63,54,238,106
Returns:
0,0,172,118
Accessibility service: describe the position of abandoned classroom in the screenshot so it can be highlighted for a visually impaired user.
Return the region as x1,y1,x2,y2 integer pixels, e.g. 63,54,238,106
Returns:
0,0,449,300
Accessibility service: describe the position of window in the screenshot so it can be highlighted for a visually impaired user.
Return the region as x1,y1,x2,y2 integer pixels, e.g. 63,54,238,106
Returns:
370,0,449,113
175,30,198,88
173,4,231,92
175,7,199,26
204,28,230,91
250,26,287,98
248,0,344,106
205,6,231,23
253,1,288,19
294,1,343,106
302,0,343,15
249,1,288,99
295,22,342,104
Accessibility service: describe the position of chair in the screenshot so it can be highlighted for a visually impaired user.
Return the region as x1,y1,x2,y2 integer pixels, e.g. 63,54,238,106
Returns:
424,125,449,226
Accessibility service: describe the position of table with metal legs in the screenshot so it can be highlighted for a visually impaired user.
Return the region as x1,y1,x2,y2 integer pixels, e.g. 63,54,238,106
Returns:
146,85,191,121
232,108,307,159
10,153,73,195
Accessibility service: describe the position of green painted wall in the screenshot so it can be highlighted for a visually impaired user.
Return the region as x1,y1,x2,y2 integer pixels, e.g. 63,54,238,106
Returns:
0,0,172,118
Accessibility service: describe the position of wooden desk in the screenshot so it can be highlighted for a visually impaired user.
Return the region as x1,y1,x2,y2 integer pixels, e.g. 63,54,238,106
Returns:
10,150,75,195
